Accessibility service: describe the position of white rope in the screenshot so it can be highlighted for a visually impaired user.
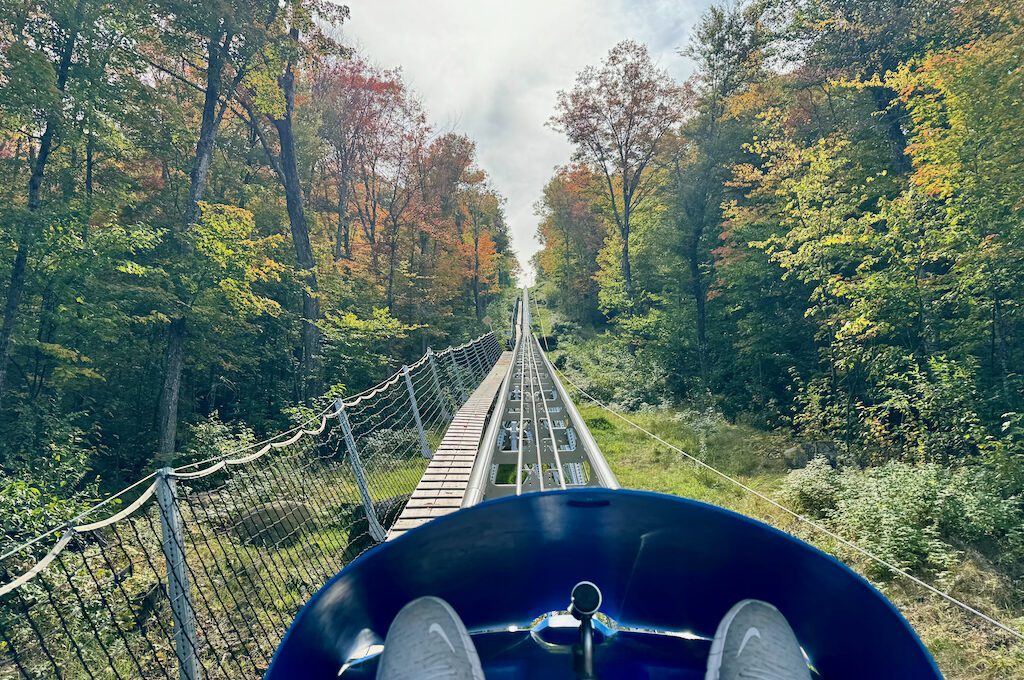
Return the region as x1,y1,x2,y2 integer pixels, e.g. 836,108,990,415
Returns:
171,460,228,481
435,333,490,357
0,334,494,596
175,400,338,472
75,482,159,532
342,371,404,407
0,409,336,592
553,364,1024,642
175,335,495,472
407,352,431,371
0,482,162,593
171,412,333,480
0,533,74,598
0,470,158,563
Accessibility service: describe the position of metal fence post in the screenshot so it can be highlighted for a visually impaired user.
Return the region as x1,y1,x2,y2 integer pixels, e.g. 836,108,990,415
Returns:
483,334,495,364
402,365,432,458
464,342,477,382
470,338,486,379
450,350,468,404
335,400,387,542
156,469,201,680
427,348,451,421
486,333,499,364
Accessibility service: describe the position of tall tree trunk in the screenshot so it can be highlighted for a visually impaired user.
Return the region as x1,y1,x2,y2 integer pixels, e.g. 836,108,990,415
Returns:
385,230,398,311
0,0,84,397
871,86,911,175
473,230,482,321
689,246,708,382
620,236,632,296
687,178,711,383
334,178,350,259
85,132,94,198
0,246,28,396
84,130,94,240
620,204,633,296
184,34,226,226
156,317,186,462
155,30,228,459
30,283,58,400
273,64,321,399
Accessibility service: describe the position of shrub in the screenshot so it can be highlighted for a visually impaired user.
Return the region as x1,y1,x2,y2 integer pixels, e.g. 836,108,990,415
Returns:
834,462,955,578
179,412,257,468
0,402,101,552
780,458,1024,579
779,457,842,518
555,333,669,409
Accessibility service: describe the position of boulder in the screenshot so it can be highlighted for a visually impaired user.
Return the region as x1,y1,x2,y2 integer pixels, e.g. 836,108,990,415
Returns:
343,494,410,560
234,500,313,547
784,440,840,467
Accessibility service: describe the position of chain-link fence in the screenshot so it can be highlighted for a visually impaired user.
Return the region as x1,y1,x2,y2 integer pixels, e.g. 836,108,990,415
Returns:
0,333,503,679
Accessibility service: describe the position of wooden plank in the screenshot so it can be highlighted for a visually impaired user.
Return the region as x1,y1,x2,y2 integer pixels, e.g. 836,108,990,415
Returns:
387,350,512,540
426,461,474,470
404,497,462,509
398,507,434,519
411,489,464,499
391,518,430,531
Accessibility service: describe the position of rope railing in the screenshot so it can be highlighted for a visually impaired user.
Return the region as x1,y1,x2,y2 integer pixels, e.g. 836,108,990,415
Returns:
0,332,503,679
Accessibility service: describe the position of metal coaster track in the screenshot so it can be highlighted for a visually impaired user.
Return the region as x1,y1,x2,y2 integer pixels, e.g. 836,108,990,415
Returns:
464,288,617,504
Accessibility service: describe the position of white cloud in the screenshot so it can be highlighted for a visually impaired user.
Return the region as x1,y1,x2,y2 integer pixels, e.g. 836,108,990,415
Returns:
342,0,712,282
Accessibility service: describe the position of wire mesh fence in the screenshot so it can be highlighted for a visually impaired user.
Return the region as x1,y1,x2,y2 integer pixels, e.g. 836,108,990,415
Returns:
0,333,503,679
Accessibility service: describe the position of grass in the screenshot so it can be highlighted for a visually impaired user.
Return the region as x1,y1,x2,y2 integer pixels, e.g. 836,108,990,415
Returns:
576,400,1024,680
529,293,555,339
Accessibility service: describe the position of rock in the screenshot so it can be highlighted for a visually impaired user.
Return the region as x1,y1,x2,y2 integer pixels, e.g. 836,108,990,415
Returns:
343,494,410,560
785,440,840,467
234,500,313,547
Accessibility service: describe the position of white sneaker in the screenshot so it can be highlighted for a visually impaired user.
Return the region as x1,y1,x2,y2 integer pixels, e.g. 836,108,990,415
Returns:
376,596,485,680
705,599,811,680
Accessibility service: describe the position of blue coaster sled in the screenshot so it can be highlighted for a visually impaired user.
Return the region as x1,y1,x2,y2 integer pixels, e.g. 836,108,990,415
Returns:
268,488,942,679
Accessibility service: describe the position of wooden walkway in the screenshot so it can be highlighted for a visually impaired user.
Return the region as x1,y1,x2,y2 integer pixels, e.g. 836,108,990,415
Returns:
388,351,513,540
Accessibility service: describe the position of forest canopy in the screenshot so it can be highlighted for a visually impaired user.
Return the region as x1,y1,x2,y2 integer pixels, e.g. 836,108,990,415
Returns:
538,0,1024,464
0,0,515,519
535,6,1024,668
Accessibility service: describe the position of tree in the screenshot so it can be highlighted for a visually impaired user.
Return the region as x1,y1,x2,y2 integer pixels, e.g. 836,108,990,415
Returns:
147,0,290,458
0,0,510,496
240,5,348,401
786,0,962,174
464,186,503,321
550,40,684,298
0,0,146,397
315,56,382,261
345,64,406,278
670,1,767,381
534,165,605,324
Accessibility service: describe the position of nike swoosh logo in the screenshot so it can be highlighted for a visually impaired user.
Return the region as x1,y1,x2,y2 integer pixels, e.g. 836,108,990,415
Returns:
737,626,761,657
429,623,456,654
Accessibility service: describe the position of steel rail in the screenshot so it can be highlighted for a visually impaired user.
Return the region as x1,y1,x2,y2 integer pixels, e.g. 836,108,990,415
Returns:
528,329,569,489
526,335,545,492
527,332,567,490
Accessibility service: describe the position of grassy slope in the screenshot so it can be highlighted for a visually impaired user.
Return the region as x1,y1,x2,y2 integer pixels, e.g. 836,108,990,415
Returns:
576,402,1024,680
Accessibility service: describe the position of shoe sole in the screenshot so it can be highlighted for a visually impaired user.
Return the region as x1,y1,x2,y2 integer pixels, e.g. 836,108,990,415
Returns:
377,596,485,680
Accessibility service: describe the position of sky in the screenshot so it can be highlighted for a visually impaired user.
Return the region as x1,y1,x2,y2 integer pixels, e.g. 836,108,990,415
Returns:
342,0,714,283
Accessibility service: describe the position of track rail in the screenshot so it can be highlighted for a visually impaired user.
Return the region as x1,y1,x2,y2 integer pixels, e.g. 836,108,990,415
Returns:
464,289,617,505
